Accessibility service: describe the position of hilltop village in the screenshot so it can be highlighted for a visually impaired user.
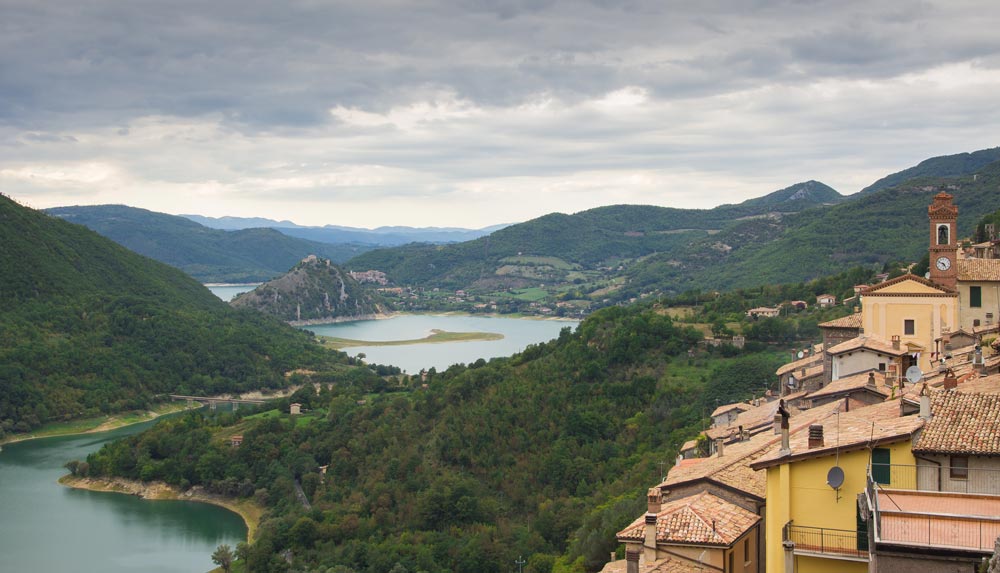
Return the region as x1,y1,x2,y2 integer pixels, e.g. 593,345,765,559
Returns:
604,193,1000,573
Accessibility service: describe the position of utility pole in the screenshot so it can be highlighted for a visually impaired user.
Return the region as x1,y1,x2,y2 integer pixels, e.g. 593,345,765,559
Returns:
515,555,526,573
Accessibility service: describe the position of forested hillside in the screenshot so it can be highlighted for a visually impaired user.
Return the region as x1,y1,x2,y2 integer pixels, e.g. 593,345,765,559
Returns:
46,205,373,283
346,157,1000,305
346,181,842,290
0,195,360,435
79,302,793,573
624,160,1000,295
859,146,1000,195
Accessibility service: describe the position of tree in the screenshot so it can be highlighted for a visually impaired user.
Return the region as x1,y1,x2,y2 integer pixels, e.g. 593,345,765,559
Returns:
212,544,234,573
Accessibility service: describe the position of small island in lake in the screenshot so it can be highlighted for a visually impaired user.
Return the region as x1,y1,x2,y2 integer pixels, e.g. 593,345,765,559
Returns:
319,328,504,349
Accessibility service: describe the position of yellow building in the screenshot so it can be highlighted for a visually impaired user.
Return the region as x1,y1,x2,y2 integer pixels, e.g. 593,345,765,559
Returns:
956,258,1000,332
860,274,958,374
750,400,924,573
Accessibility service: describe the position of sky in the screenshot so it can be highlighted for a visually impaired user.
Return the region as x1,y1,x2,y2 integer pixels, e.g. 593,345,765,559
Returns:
2,1,1000,229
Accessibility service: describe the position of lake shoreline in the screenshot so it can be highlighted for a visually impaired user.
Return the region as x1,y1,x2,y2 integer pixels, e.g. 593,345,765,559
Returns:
297,310,579,328
0,402,199,447
59,475,262,542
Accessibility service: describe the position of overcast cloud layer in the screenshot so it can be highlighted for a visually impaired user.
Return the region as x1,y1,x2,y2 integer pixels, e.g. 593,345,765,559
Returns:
2,0,999,227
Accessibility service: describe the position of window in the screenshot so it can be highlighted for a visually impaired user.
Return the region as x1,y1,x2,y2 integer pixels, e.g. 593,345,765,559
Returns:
951,456,969,479
938,224,950,245
879,363,886,371
744,537,751,564
872,448,891,484
970,286,982,308
904,319,915,336
728,551,734,572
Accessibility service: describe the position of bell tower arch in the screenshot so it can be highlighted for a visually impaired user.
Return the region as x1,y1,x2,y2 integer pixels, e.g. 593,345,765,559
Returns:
928,192,958,290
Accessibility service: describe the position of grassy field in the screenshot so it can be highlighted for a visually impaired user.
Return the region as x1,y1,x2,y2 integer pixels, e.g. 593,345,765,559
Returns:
319,329,504,349
1,402,197,445
499,255,578,270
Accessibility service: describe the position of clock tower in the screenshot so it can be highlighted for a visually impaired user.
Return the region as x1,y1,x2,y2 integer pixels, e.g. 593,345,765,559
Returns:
928,192,958,290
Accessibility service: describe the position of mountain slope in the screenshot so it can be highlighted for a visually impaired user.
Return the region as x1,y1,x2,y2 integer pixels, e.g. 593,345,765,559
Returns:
859,147,1000,195
46,205,373,282
345,180,842,290
624,160,1000,296
231,256,386,322
0,194,348,433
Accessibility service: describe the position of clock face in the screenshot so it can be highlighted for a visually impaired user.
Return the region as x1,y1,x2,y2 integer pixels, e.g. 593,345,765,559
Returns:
936,256,951,271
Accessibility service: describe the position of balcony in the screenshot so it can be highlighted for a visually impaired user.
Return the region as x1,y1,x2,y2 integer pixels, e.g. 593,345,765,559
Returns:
782,522,869,561
873,463,1000,495
867,464,1000,554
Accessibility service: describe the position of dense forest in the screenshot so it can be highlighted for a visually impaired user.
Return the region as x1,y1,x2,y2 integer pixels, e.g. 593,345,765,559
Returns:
0,195,368,436
77,290,860,573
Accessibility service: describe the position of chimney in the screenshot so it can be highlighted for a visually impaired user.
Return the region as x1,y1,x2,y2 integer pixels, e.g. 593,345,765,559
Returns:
891,335,900,350
919,386,932,420
808,424,824,449
647,487,662,514
778,400,791,455
626,548,640,573
844,395,850,412
943,369,958,390
715,438,725,457
974,345,986,375
800,367,806,378
644,491,659,553
866,371,877,389
773,413,783,435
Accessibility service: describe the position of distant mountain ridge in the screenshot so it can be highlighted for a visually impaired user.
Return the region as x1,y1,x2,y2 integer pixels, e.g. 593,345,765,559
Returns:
46,205,374,283
344,150,1000,301
859,147,1000,195
182,214,510,246
231,256,386,322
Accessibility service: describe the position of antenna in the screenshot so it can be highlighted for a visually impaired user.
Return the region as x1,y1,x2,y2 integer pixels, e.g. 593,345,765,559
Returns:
905,366,923,385
796,350,804,359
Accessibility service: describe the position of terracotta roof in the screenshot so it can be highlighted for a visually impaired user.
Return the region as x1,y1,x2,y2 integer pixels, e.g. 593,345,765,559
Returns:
705,400,787,440
826,336,908,357
806,370,889,401
681,439,699,452
616,491,760,546
776,353,824,376
710,402,752,418
665,401,844,497
912,390,1000,455
751,400,924,470
863,273,957,295
819,313,863,329
957,258,1000,282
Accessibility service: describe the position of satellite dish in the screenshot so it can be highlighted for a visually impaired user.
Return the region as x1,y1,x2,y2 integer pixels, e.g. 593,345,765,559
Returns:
827,466,845,490
905,366,924,385
797,350,804,359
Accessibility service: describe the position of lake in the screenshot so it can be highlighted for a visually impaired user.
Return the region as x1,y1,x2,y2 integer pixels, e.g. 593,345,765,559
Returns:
0,418,247,573
206,283,261,301
303,314,578,373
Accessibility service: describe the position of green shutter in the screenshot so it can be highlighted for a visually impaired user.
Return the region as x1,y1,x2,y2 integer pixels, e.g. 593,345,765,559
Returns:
872,448,891,484
856,501,869,551
971,286,982,308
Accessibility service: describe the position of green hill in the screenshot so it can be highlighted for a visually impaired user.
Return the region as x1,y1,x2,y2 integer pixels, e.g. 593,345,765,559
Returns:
81,301,792,573
231,256,387,322
46,205,374,283
345,180,844,291
859,147,1000,195
622,160,1000,296
0,194,354,434
346,157,1000,304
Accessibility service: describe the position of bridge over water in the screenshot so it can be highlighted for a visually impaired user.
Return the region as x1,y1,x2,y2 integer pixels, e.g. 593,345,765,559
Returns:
167,394,271,411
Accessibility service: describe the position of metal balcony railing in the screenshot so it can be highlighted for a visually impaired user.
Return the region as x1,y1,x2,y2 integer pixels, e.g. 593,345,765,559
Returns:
783,523,868,560
869,463,1000,495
